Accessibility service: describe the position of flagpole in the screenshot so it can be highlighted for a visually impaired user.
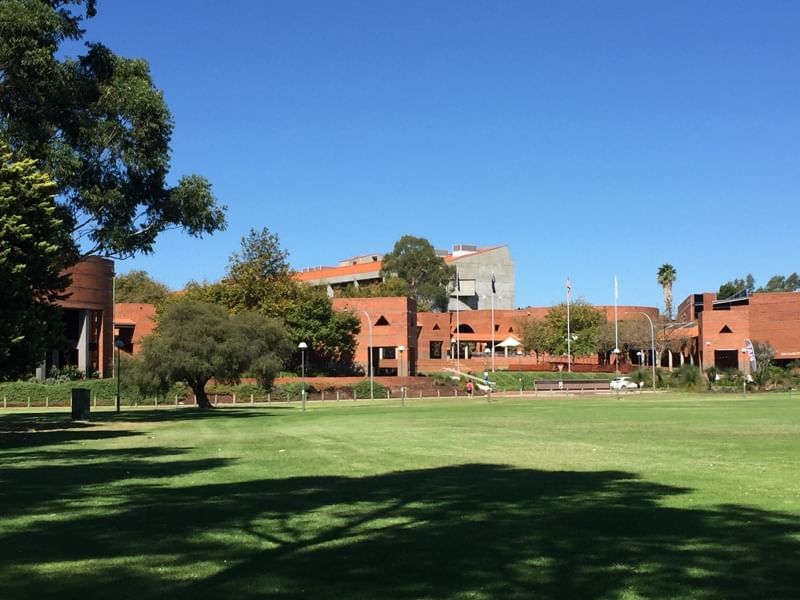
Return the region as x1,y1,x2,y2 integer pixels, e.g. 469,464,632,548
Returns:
614,275,619,353
566,277,571,373
455,267,460,375
492,284,494,373
491,282,496,372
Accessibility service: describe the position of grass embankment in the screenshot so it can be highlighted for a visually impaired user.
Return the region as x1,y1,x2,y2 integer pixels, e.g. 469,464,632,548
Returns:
1,393,799,599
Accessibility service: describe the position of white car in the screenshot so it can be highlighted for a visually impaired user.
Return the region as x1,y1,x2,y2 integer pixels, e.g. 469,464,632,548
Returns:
610,376,638,390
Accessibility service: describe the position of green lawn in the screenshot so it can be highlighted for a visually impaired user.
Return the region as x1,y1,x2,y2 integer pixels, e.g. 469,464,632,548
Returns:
1,393,799,599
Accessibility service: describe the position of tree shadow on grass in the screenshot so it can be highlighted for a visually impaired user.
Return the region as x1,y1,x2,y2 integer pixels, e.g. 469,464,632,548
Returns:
0,407,280,447
1,463,798,599
89,406,290,423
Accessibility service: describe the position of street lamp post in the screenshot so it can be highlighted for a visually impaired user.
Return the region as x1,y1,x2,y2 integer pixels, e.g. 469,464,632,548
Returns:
639,312,656,392
298,341,308,411
114,337,125,413
397,345,405,406
361,310,374,400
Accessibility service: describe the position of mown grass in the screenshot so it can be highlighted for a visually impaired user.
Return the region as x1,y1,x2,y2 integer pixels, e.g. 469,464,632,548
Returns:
1,392,799,599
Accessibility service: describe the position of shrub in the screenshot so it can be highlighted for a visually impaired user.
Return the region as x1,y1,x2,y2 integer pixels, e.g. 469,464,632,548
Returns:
351,380,387,399
274,381,317,401
674,364,703,390
630,369,648,386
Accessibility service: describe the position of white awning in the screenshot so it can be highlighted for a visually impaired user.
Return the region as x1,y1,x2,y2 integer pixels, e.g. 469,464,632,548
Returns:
496,336,521,348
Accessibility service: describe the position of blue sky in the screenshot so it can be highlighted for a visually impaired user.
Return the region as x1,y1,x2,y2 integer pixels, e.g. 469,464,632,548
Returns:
80,1,799,310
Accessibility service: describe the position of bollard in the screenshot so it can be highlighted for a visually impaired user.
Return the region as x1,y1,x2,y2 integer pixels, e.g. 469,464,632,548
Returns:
28,396,31,408
387,390,390,400
155,396,159,408
175,394,179,406
251,393,254,404
437,389,440,398
3,395,6,409
71,388,90,420
46,396,49,408
233,393,236,405
337,391,340,401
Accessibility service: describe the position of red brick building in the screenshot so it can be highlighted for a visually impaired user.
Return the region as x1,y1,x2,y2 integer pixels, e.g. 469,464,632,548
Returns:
332,297,417,376
114,303,157,355
43,257,115,378
678,291,800,372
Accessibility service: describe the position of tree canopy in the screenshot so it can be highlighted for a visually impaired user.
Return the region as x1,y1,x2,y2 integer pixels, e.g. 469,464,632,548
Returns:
0,139,76,379
717,273,799,299
379,235,454,312
137,300,291,408
115,270,171,304
182,227,361,375
656,264,677,320
717,274,755,300
0,0,226,259
518,301,605,360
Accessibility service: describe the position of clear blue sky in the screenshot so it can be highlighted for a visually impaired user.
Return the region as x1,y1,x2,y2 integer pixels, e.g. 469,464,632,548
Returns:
82,0,799,310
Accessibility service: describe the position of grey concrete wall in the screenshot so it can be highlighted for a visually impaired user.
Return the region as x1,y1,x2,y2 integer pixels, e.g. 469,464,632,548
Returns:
449,246,515,311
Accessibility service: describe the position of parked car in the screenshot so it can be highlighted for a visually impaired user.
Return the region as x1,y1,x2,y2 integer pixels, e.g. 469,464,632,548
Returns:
610,376,638,390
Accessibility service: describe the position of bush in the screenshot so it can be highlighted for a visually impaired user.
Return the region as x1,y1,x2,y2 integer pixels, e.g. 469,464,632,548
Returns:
351,380,387,399
0,377,179,406
673,364,703,390
274,381,317,401
630,369,648,386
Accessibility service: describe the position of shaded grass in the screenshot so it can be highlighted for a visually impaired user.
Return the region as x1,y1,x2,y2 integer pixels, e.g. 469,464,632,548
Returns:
1,393,799,599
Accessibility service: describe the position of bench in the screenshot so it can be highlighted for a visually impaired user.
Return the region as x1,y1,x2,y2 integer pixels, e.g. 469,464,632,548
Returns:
533,379,611,393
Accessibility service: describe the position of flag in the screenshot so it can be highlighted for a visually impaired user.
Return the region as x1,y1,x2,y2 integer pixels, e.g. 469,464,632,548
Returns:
744,339,757,371
456,269,460,291
566,277,572,299
491,273,496,294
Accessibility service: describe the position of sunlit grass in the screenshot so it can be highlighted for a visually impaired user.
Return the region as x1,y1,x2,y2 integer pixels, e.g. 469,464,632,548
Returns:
1,392,799,599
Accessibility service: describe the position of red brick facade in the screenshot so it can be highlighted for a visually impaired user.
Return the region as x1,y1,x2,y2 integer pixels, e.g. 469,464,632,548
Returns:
114,303,157,355
682,291,800,372
55,257,115,377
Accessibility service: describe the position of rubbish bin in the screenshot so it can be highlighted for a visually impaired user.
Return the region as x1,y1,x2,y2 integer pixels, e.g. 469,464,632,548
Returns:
71,388,90,421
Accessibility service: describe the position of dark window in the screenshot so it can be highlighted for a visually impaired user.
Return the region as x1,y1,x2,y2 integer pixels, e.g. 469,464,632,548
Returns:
430,341,442,359
376,316,390,326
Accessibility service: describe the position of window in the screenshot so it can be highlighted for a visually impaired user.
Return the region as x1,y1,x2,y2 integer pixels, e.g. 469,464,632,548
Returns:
430,341,442,359
376,316,390,326
382,347,396,359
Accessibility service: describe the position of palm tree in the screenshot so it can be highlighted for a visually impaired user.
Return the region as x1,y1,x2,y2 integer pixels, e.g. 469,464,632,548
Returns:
657,264,677,320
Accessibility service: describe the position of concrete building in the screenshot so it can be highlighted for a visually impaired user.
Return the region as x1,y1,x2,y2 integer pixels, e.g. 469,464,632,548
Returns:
297,244,515,310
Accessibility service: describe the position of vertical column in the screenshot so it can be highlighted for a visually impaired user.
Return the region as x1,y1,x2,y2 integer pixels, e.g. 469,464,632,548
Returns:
77,310,91,374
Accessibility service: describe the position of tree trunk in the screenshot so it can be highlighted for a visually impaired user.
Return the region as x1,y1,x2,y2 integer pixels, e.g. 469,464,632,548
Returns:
190,380,214,409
